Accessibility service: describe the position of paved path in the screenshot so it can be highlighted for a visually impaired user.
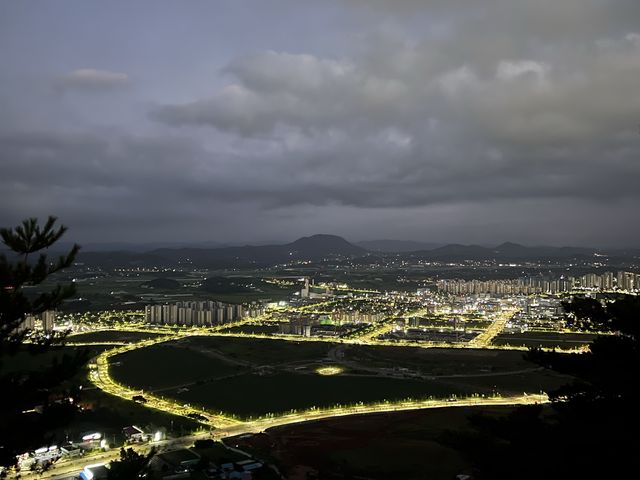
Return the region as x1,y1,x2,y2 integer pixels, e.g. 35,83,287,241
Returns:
469,308,517,347
11,393,547,480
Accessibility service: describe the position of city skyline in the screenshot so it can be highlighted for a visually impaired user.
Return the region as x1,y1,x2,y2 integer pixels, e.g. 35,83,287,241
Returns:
2,0,640,247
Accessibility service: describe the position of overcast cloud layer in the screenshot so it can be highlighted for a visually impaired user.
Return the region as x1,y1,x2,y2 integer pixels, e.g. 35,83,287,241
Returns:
1,0,639,246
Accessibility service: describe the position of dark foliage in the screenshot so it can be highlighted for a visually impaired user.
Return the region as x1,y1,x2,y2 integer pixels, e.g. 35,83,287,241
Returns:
142,278,180,290
201,276,253,294
107,447,155,480
193,439,216,449
446,295,640,479
0,217,86,468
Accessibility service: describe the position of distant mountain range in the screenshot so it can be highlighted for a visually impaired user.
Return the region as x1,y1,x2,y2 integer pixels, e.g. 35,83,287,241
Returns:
152,233,365,267
74,235,638,268
54,240,232,252
356,240,445,252
78,234,366,268
407,242,601,261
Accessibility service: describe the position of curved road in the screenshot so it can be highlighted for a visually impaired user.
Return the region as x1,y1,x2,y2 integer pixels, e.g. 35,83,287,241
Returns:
12,393,547,480
18,321,552,479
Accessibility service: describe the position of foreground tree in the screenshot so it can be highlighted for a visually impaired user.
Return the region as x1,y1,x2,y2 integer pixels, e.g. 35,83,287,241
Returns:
448,295,640,479
107,447,155,480
0,217,84,468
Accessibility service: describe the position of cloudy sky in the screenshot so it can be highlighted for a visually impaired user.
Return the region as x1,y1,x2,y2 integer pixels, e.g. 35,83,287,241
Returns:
1,0,639,247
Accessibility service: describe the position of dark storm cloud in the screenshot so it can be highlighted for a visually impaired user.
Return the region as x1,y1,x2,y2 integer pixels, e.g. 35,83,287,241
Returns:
348,0,640,40
151,32,640,209
55,69,129,92
2,0,640,245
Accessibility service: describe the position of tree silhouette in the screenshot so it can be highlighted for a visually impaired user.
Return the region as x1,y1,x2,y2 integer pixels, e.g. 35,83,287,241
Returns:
107,447,155,479
0,217,85,468
448,295,640,479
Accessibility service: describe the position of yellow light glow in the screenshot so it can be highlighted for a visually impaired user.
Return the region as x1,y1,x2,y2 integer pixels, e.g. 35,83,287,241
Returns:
316,366,344,376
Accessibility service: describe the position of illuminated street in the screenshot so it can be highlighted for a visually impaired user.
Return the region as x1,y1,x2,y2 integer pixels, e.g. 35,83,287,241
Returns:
16,281,592,479
469,308,517,348
10,393,547,479
84,312,551,430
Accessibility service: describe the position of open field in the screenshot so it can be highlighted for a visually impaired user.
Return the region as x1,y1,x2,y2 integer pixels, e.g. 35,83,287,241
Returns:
52,271,295,310
492,331,598,349
177,336,334,365
231,405,519,480
165,373,472,418
343,344,534,375
68,330,168,343
110,336,334,391
110,342,249,390
109,336,570,419
1,344,110,374
197,291,290,304
441,369,571,394
217,323,282,335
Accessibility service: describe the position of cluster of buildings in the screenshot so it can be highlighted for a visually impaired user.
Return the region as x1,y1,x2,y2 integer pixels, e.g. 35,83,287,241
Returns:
144,301,264,326
383,328,478,343
77,446,265,480
508,297,565,330
299,277,333,299
16,310,56,334
279,319,315,336
16,431,107,471
278,310,386,337
278,309,386,337
17,426,163,474
576,271,638,291
436,271,640,295
331,310,385,324
148,447,263,479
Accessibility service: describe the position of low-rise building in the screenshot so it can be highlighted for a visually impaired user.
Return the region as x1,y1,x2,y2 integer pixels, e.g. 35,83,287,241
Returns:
123,425,147,443
148,449,201,478
79,463,109,480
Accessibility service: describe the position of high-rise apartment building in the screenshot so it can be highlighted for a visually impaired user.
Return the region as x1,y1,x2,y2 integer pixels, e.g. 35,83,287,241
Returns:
144,300,262,327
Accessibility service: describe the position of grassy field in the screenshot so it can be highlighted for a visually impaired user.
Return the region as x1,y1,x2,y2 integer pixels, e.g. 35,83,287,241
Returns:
68,329,169,343
1,344,110,373
167,372,472,418
197,291,290,303
110,336,334,391
442,369,571,395
111,342,249,390
231,405,518,480
492,331,599,349
166,368,567,418
180,336,333,365
47,271,294,311
110,336,571,418
217,323,282,335
343,344,534,375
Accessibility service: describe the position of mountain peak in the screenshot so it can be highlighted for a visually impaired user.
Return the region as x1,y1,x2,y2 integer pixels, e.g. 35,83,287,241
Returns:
496,241,526,250
291,234,350,245
288,234,364,255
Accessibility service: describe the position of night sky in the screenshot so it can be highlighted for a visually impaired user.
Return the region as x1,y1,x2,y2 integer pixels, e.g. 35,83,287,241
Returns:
1,0,639,247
